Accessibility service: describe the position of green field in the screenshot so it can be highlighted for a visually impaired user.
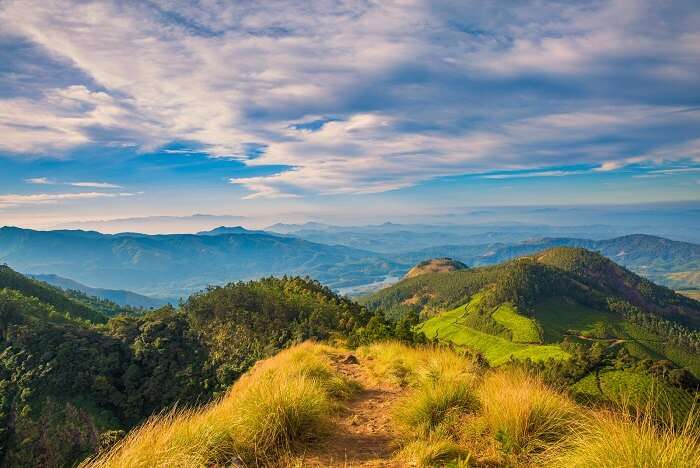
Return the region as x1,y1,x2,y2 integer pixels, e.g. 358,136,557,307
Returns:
573,368,695,422
622,323,700,378
532,296,622,343
492,303,542,343
417,306,569,365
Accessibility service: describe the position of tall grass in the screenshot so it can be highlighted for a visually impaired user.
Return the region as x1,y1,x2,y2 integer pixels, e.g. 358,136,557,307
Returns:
478,369,581,458
358,341,478,388
82,342,355,468
546,406,700,467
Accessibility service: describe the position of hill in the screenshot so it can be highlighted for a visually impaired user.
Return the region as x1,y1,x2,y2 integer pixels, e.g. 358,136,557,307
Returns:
0,267,390,467
364,248,700,388
29,273,169,308
0,264,108,323
404,257,468,278
84,342,700,467
0,226,403,297
395,234,700,289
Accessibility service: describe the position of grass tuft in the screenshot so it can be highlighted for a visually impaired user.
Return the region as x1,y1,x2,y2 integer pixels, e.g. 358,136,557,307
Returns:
396,437,470,467
393,380,479,439
546,406,700,467
477,369,581,458
82,342,355,468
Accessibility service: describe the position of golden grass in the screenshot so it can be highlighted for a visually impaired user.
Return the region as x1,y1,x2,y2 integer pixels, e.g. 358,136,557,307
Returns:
393,380,479,439
478,369,581,458
81,342,355,468
546,407,700,467
358,341,478,388
395,437,470,467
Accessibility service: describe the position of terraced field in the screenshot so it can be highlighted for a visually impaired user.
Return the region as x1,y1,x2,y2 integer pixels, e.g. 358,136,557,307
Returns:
532,296,622,342
491,303,541,343
417,306,569,365
573,368,695,422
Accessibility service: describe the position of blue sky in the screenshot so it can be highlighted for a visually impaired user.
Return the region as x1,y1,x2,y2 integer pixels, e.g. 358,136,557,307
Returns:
0,0,699,232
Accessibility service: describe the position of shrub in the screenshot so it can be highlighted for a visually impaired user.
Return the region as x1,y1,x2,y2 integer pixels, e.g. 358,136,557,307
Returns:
393,380,479,439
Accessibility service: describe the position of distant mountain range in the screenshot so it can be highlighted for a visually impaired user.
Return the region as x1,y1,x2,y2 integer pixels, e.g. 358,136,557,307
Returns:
29,273,169,308
1,225,699,298
0,226,403,297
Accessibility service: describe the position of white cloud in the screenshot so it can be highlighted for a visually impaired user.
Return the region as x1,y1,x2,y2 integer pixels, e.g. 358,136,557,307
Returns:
25,177,54,184
69,182,122,188
0,191,136,208
481,170,586,180
24,177,122,188
0,0,699,197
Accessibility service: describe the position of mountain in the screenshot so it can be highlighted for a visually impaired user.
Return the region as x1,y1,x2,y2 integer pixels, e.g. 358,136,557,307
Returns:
404,258,468,278
196,225,274,236
394,234,700,289
0,267,388,467
29,273,169,308
0,226,403,297
364,247,700,376
265,222,646,253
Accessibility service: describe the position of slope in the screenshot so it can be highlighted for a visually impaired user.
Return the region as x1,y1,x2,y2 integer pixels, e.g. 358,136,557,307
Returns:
364,248,700,380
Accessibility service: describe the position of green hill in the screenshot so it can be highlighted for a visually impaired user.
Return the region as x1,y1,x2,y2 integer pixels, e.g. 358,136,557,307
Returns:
0,264,108,323
363,247,700,414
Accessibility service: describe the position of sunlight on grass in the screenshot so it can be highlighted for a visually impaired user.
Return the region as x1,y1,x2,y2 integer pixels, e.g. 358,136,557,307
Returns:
81,342,355,468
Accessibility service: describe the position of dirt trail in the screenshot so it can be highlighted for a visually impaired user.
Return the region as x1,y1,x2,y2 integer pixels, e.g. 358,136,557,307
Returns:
300,354,404,467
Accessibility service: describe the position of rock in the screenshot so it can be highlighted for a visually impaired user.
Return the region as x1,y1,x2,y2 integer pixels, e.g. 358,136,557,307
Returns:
341,354,359,364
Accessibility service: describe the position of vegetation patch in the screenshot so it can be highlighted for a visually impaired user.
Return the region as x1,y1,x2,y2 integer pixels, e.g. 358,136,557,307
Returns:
492,303,541,343
82,343,355,467
417,307,569,365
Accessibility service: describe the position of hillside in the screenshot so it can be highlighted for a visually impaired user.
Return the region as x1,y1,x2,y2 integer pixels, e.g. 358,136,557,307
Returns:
395,234,700,289
30,273,168,308
364,248,700,397
0,226,403,297
0,268,391,467
85,342,700,467
404,257,468,278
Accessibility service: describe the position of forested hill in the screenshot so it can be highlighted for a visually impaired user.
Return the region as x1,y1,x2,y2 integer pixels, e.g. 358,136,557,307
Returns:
365,247,700,325
0,268,393,467
0,264,108,323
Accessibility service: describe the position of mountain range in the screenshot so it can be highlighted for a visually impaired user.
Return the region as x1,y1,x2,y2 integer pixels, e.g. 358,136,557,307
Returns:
1,225,699,300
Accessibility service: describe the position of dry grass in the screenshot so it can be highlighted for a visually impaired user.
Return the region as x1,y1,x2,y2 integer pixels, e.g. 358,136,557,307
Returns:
478,369,581,459
546,406,700,467
81,342,355,468
358,341,478,388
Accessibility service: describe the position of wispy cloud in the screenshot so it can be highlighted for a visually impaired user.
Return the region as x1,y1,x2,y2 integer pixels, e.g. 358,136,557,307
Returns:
68,181,122,188
25,177,54,185
480,170,586,180
25,177,122,188
0,0,699,198
0,191,136,208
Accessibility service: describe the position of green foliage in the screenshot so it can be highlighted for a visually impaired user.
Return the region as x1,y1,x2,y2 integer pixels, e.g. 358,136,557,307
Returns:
0,264,107,323
417,305,569,365
0,272,391,467
492,303,541,343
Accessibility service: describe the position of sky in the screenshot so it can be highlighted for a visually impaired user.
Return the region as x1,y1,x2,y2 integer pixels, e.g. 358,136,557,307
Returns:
0,0,699,232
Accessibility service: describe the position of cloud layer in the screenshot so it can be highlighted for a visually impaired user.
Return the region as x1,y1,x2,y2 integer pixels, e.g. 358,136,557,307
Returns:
1,0,699,197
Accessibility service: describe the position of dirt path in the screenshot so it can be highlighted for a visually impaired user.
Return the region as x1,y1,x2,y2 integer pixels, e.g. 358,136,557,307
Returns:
300,354,404,467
